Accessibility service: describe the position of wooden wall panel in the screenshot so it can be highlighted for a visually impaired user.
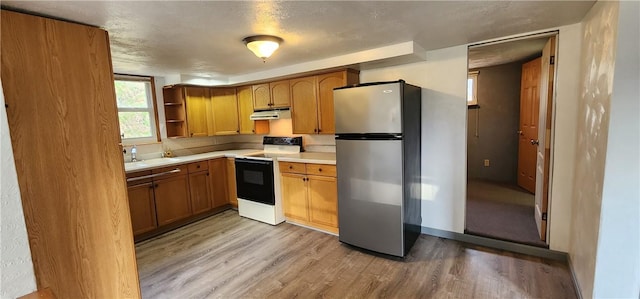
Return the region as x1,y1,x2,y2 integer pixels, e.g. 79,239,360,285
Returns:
1,10,141,298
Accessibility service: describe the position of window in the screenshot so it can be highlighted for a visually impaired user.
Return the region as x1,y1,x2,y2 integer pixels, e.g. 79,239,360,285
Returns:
114,75,160,144
467,71,479,106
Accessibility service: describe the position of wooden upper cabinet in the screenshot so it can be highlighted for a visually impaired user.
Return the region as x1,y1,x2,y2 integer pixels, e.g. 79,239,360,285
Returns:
211,87,239,135
252,80,291,110
291,70,359,134
252,83,271,110
237,86,255,134
318,71,355,134
163,86,187,138
185,87,211,137
270,80,291,108
291,76,319,134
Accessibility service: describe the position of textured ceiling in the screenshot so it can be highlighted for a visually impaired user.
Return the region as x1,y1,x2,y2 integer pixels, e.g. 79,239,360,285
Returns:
2,1,594,79
469,37,550,69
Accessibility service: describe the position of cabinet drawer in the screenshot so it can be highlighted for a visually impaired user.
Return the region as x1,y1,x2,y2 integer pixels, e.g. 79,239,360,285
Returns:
279,162,306,174
188,161,208,173
306,164,336,177
152,164,188,178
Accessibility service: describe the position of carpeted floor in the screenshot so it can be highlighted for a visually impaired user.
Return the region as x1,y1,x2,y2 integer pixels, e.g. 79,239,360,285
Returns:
466,179,548,248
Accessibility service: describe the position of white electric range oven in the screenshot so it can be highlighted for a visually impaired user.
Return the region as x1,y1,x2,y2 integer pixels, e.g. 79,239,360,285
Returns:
234,136,302,225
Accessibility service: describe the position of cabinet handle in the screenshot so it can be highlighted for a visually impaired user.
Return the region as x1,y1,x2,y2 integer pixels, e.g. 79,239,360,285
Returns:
190,133,194,137
289,166,293,169
126,168,182,182
154,184,159,188
197,165,200,169
318,129,321,133
313,128,317,133
318,168,322,172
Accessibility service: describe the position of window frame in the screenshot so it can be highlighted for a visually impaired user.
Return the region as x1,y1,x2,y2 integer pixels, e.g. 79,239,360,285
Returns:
467,71,479,106
114,74,161,145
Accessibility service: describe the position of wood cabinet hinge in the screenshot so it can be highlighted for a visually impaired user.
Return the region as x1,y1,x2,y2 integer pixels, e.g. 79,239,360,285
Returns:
550,56,555,65
542,212,547,221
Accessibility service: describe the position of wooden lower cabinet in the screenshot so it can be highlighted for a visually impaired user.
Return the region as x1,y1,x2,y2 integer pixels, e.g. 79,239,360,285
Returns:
281,173,309,222
307,175,338,229
226,158,238,208
154,174,192,226
209,158,229,208
127,182,158,235
189,170,212,215
280,162,338,234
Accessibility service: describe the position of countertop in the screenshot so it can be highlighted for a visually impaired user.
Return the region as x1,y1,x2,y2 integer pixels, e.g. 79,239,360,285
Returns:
124,150,336,173
275,152,336,165
124,149,262,173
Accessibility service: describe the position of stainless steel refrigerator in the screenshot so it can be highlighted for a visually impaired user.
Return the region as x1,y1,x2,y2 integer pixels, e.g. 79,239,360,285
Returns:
334,80,422,258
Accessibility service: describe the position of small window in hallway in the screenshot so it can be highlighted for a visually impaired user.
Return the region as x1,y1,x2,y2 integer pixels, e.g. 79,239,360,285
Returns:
467,71,479,106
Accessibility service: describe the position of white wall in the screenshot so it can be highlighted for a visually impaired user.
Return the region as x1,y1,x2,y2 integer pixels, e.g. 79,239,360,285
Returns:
548,23,583,252
360,25,583,246
593,1,640,297
0,83,37,298
361,46,469,233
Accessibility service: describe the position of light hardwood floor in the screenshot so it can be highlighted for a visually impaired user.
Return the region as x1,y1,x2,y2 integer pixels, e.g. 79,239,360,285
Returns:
136,210,577,299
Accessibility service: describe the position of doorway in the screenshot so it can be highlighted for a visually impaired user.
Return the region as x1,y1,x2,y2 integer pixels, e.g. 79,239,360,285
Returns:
465,33,558,248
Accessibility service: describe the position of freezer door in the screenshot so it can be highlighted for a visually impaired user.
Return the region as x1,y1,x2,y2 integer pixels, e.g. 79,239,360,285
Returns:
336,139,404,256
334,83,401,134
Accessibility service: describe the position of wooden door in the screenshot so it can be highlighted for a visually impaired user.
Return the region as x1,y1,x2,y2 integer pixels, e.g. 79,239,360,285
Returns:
1,10,141,298
290,76,318,134
209,158,229,208
237,86,255,134
534,36,557,241
517,57,541,193
211,88,239,135
185,87,210,137
317,71,345,134
226,158,238,208
154,175,192,226
189,171,212,215
270,80,291,108
281,173,309,222
252,83,271,110
307,175,338,232
127,183,157,236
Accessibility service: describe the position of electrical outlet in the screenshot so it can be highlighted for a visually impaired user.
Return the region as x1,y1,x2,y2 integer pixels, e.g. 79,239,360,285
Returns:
484,159,490,167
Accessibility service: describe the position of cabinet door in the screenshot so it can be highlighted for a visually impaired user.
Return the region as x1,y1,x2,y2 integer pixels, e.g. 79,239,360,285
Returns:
209,158,229,208
237,85,255,134
252,83,271,110
281,173,309,222
226,158,238,208
185,87,210,137
154,175,192,226
270,80,291,108
189,171,212,215
307,175,338,231
127,182,157,235
290,76,318,134
211,88,239,135
317,71,346,134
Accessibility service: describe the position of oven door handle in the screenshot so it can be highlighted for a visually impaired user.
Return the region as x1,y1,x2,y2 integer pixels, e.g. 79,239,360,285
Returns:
236,158,272,166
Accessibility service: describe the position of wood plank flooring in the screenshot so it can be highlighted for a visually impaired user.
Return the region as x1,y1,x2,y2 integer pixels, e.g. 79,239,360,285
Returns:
135,210,577,299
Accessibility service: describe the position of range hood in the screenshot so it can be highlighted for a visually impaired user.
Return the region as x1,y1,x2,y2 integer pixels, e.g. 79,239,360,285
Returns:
250,109,291,120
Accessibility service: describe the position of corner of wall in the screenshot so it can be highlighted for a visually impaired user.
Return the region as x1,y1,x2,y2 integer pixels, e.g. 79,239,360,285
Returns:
0,82,37,298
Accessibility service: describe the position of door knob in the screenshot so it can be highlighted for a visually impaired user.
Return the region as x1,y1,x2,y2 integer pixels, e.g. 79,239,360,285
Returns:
517,130,523,135
530,139,539,145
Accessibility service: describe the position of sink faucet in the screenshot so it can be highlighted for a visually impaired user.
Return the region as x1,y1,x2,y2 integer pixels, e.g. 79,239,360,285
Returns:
131,145,137,162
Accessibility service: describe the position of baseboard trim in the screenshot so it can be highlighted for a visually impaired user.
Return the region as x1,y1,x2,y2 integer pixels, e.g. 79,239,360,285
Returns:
421,226,568,261
567,254,584,299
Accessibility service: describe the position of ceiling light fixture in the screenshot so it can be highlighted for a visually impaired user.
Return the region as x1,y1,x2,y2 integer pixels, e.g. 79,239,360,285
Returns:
243,35,283,62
